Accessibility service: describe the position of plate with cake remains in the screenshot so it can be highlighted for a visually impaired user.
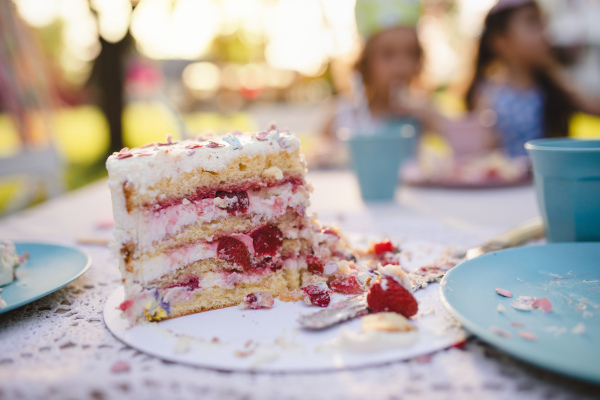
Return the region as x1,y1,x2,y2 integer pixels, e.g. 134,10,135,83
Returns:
441,242,600,384
104,239,466,372
102,129,466,372
402,153,532,189
0,241,91,314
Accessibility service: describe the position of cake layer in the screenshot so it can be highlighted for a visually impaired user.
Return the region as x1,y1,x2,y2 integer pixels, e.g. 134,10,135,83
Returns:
107,132,303,214
135,210,307,261
143,238,306,287
120,269,288,322
119,211,311,283
119,219,349,285
158,262,281,294
166,271,288,319
115,182,310,255
121,237,305,286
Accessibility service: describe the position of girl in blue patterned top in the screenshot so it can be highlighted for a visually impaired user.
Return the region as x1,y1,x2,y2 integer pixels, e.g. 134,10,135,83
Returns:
466,0,600,157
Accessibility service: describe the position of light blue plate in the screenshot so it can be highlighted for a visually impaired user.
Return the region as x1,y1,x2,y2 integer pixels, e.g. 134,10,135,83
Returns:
441,242,600,384
0,242,91,314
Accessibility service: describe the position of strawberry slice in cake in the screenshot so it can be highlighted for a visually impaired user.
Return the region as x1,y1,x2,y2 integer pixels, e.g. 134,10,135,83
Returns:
367,267,418,318
107,129,354,323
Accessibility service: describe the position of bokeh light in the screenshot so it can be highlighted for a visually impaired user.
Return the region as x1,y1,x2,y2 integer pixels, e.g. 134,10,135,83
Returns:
182,62,222,98
91,0,132,43
131,0,221,60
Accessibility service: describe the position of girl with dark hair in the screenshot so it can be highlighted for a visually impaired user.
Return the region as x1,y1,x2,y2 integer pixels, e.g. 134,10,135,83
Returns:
465,0,600,157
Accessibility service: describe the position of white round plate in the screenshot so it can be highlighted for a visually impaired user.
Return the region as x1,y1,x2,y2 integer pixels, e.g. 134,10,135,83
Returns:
104,241,465,372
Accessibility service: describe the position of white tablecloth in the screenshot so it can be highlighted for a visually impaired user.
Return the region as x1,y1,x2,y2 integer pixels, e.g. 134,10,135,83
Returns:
0,171,597,400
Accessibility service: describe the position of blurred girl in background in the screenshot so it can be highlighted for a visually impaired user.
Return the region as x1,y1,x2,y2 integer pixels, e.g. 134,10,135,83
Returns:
322,0,436,142
466,0,600,157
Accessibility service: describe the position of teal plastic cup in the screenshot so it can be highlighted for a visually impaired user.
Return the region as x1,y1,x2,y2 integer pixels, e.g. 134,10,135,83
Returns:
525,138,600,242
344,119,419,201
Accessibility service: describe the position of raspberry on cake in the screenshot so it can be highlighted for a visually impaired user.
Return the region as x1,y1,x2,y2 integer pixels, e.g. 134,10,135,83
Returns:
107,129,355,323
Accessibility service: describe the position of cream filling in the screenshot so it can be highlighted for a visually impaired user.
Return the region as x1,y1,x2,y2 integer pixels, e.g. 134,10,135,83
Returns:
156,268,275,306
115,183,308,253
125,242,218,284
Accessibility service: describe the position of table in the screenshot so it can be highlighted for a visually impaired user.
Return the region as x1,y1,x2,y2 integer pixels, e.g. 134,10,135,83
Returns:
0,171,598,400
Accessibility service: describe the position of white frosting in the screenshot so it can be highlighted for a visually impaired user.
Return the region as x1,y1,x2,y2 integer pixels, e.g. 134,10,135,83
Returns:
378,264,412,292
0,240,23,287
106,131,300,193
326,312,418,352
362,312,417,333
326,327,418,353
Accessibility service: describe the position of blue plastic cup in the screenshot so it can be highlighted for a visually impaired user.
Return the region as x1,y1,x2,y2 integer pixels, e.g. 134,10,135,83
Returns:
344,119,419,201
525,138,600,242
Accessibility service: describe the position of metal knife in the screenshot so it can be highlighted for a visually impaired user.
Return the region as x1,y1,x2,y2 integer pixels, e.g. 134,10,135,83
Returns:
298,218,544,330
464,218,544,260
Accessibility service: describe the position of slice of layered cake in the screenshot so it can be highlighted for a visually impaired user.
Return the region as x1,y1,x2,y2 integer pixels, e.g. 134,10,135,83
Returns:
107,129,355,323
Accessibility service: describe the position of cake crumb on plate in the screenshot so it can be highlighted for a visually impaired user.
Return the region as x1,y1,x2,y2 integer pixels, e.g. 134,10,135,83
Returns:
495,288,513,298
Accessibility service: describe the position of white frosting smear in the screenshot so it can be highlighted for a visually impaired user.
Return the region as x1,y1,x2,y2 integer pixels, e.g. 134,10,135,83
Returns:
325,327,418,353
